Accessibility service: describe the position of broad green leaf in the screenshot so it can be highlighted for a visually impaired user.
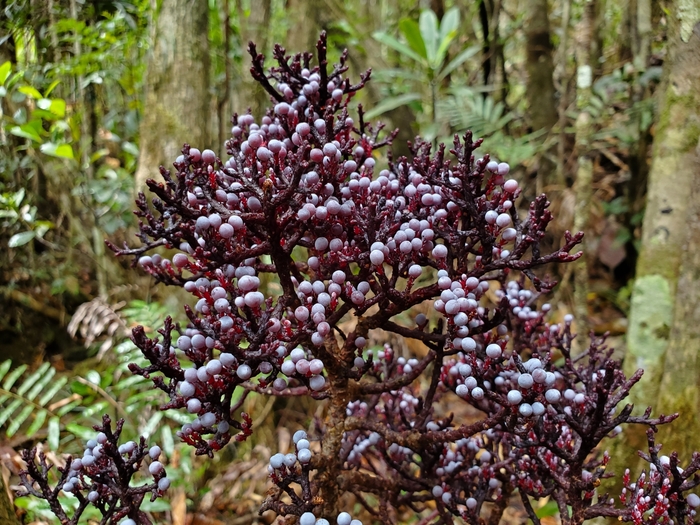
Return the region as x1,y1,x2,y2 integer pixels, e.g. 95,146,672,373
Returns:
0,61,10,85
122,141,139,156
438,45,480,81
48,417,60,450
419,10,440,66
18,85,42,99
0,361,12,382
40,143,74,159
49,98,66,117
398,18,427,59
37,98,51,110
373,31,425,64
8,231,35,248
439,7,460,44
363,92,423,120
10,124,42,143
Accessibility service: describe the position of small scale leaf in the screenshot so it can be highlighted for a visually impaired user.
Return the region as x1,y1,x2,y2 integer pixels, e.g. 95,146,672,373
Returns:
7,404,35,437
8,231,35,248
48,416,60,450
65,422,95,440
0,360,12,382
19,410,50,438
2,364,27,390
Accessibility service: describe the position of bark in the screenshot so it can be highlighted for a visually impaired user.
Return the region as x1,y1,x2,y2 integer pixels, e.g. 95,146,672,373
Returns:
524,0,558,185
0,473,20,525
135,0,211,192
606,0,700,490
572,0,596,352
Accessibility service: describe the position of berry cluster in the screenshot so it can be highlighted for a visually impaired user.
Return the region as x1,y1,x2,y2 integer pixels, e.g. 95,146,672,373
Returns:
18,415,168,525
95,32,700,524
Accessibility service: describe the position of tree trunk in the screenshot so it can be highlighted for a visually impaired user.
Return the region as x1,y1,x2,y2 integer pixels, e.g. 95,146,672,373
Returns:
135,0,211,192
524,0,558,185
613,0,700,480
0,473,20,525
572,0,596,352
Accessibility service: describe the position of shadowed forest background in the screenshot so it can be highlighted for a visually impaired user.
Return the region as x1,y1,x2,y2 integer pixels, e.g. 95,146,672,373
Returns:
1,0,699,523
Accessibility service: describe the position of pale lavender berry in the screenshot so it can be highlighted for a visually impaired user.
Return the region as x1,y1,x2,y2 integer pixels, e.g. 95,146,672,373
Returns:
309,375,326,391
485,344,502,358
501,228,517,241
270,453,285,469
518,373,534,389
273,378,287,390
408,264,422,278
237,364,252,380
545,389,561,403
471,387,484,399
244,291,264,307
88,491,99,502
293,430,307,443
496,213,512,228
300,513,316,525
456,384,469,397
337,512,352,525
177,336,192,350
187,398,202,413
486,160,499,171
219,223,234,238
298,448,312,463
519,403,533,417
466,497,477,510
370,249,385,265
149,461,164,475
309,359,324,375
149,446,161,460
504,179,519,192
206,359,222,375
189,148,201,161
158,477,171,491
332,270,346,284
219,353,235,366
173,253,189,268
507,390,522,405
200,412,217,427
295,306,310,322
497,162,510,175
179,381,195,398
688,494,700,507
432,245,448,258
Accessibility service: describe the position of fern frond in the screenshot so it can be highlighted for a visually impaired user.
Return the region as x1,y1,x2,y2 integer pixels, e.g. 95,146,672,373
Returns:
0,359,73,441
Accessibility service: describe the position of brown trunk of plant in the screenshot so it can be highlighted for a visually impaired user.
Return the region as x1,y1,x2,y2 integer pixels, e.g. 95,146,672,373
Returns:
135,0,211,192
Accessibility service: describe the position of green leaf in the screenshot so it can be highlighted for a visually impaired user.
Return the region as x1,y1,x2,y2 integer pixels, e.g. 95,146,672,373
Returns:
40,143,74,159
0,361,12,382
18,85,42,99
419,10,440,66
0,398,22,427
7,405,35,437
439,7,460,45
49,98,66,117
44,79,60,96
161,425,174,456
363,92,423,120
0,61,10,85
37,98,51,110
65,423,95,441
435,8,460,69
372,31,425,64
10,124,42,143
398,18,427,59
438,45,480,81
86,370,102,386
16,362,48,396
141,412,163,438
8,231,35,248
48,417,60,450
2,364,27,390
38,377,68,406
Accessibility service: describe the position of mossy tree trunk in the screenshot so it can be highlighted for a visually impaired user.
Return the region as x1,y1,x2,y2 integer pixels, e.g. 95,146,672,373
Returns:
135,0,211,192
614,0,700,479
